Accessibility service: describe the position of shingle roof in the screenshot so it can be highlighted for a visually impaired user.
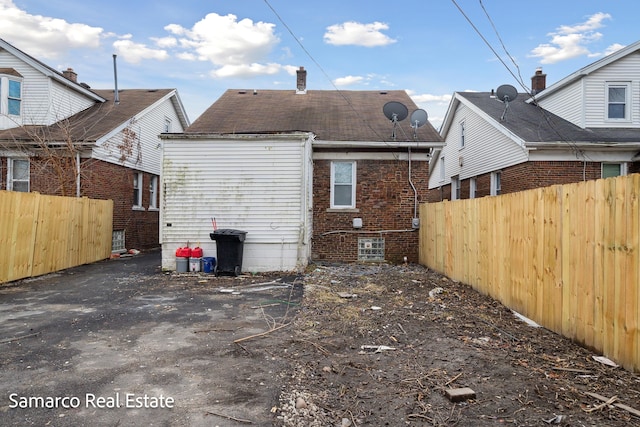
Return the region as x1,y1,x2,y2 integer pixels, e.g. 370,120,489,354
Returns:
457,92,640,144
0,89,175,144
186,89,442,143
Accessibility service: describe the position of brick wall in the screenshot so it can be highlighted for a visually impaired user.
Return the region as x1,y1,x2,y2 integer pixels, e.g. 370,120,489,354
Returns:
81,160,159,250
427,160,640,202
312,158,429,263
0,156,159,250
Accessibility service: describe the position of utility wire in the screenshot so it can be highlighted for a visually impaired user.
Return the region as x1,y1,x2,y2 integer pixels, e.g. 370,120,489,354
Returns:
452,0,590,165
262,0,417,152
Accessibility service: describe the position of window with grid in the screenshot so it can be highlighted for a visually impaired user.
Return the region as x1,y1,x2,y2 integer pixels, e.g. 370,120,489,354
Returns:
607,83,630,120
331,161,356,208
8,158,29,192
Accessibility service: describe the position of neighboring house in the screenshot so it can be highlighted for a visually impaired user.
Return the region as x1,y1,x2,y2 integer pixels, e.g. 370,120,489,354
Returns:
428,41,640,201
161,67,443,272
0,38,189,251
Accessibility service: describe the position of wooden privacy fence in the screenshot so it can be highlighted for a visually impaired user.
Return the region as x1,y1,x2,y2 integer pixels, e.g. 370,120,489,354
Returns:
0,191,113,284
419,174,639,372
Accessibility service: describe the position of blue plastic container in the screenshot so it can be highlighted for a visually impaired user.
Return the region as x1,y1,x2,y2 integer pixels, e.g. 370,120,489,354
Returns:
202,257,216,273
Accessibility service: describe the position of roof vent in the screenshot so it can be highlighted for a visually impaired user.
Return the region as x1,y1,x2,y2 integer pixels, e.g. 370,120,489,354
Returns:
238,90,247,94
379,91,388,95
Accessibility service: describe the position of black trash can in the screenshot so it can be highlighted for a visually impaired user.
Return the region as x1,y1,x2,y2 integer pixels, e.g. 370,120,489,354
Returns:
209,229,247,276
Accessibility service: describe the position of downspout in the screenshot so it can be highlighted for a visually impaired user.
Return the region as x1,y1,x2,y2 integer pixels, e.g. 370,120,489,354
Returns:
76,152,81,197
408,148,418,218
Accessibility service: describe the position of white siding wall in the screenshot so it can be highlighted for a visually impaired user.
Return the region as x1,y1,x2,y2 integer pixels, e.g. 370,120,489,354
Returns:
537,79,584,127
48,80,95,124
538,53,640,128
429,102,528,189
583,53,640,128
161,134,313,273
0,50,95,129
93,94,184,174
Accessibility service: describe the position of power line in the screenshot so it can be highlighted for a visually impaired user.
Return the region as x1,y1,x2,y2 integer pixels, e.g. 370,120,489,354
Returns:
262,0,415,152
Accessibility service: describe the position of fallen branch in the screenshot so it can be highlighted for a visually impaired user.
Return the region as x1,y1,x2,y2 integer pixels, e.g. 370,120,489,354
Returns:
233,323,291,344
444,372,463,387
0,332,40,344
205,410,253,424
585,392,640,418
295,338,331,356
250,303,280,309
582,394,618,413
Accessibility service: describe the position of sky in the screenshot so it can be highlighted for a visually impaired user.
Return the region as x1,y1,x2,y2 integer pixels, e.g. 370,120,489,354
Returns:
1,0,638,130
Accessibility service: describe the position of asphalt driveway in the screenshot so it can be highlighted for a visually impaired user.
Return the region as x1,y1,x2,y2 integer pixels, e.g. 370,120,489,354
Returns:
0,251,302,426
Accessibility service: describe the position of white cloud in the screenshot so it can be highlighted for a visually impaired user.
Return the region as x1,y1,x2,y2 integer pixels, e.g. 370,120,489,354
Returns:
0,0,103,59
113,39,169,64
408,91,453,131
529,12,612,64
166,13,281,75
333,75,365,86
324,21,396,47
604,43,626,56
209,63,288,79
152,36,178,48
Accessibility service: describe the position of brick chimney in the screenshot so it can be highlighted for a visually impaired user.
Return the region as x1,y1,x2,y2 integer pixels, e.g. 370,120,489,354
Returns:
531,67,546,95
296,66,307,94
62,67,78,83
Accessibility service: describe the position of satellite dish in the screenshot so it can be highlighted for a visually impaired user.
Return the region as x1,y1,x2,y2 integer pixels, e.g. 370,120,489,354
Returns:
409,109,428,139
496,84,518,103
383,101,408,140
383,101,409,122
410,109,428,128
495,84,518,121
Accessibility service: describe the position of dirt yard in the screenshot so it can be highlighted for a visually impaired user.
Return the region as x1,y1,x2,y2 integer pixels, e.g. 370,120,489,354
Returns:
266,262,640,426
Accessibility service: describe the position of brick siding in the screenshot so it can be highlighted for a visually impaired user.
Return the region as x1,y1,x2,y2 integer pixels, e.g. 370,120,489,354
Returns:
426,160,640,202
312,158,429,263
1,156,159,250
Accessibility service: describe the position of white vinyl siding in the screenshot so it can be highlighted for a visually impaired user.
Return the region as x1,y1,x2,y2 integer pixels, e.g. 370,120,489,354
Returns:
536,79,584,127
429,100,527,189
161,134,313,272
0,50,95,129
93,94,183,175
537,53,640,128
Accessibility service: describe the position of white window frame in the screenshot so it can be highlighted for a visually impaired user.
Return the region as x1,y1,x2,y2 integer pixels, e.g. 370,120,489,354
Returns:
133,172,143,209
469,177,476,199
163,117,172,133
490,171,501,196
601,162,627,179
330,161,356,209
606,82,631,122
439,156,445,182
149,175,158,209
459,120,466,149
7,78,22,116
451,175,460,200
7,158,29,192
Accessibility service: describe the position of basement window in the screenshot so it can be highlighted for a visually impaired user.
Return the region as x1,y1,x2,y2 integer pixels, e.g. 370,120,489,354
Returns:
358,238,385,261
112,230,126,253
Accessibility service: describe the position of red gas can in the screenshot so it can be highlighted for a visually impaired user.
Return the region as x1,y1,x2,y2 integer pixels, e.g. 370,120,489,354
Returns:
175,247,192,258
